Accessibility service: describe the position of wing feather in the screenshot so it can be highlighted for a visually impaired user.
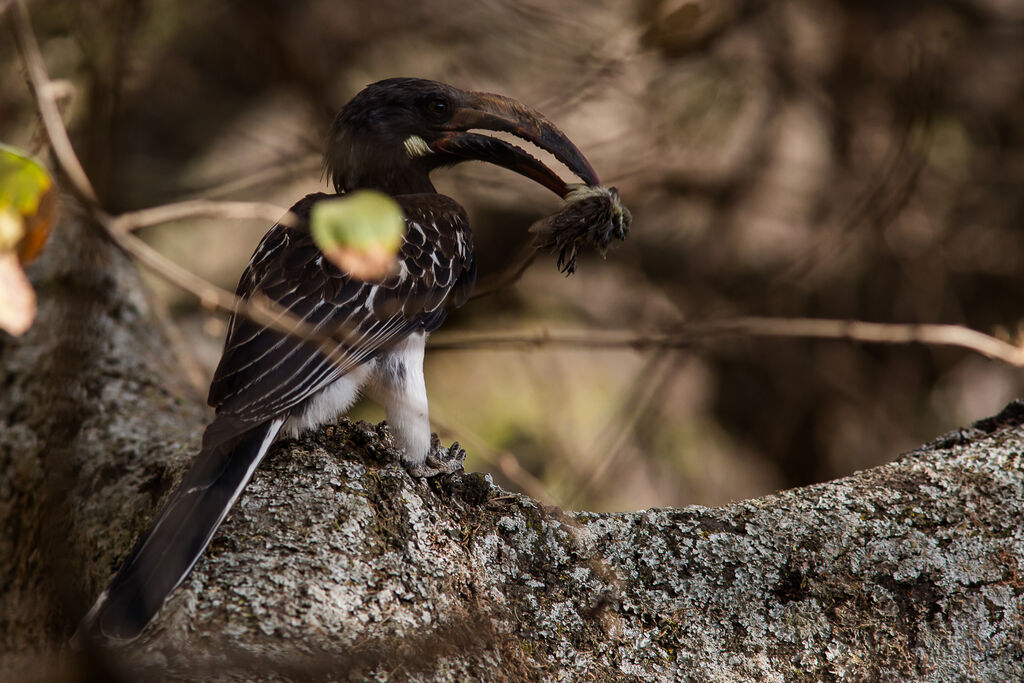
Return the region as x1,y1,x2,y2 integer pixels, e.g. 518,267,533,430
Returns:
208,192,475,423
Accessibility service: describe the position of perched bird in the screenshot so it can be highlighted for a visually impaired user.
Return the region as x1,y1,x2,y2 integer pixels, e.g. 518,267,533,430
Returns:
76,78,604,643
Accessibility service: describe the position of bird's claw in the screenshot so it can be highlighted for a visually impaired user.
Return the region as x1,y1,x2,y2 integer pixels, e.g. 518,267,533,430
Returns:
408,437,466,478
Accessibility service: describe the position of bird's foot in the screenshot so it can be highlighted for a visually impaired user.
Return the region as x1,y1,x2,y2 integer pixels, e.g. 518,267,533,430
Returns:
407,434,466,478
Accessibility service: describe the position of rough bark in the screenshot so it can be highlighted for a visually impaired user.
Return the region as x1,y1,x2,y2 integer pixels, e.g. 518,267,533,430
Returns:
2,210,1023,683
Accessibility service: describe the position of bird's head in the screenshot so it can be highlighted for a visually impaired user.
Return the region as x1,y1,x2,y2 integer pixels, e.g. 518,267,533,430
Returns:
325,77,599,197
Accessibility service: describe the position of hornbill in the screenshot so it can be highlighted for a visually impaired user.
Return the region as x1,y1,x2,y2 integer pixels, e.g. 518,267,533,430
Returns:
76,77,610,644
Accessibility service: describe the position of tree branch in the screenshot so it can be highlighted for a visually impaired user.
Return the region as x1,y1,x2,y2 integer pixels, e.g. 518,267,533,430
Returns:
109,199,295,233
429,317,1024,366
4,212,1023,677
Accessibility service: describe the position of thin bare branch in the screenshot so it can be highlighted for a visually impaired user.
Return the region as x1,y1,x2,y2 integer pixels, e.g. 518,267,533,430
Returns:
429,318,1024,367
147,293,211,400
9,0,369,364
96,221,371,367
569,351,679,508
11,0,98,204
186,154,321,199
110,199,296,233
426,328,678,352
720,317,1024,364
468,241,539,301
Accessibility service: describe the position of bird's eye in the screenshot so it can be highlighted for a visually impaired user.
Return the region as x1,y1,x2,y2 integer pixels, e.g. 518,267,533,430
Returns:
425,98,450,120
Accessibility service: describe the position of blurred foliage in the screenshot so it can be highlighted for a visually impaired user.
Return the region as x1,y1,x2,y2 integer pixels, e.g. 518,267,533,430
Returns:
0,143,55,263
4,0,1024,511
0,143,57,335
310,190,405,280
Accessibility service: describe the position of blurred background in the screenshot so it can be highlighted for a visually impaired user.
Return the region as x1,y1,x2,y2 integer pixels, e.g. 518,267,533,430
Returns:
3,0,1024,512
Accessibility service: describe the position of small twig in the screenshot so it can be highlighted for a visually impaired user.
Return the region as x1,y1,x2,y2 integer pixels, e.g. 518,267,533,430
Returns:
147,292,210,400
427,328,679,353
570,352,678,508
11,0,99,204
468,241,539,301
713,317,1024,366
97,222,371,366
110,199,296,233
184,154,321,199
429,318,1024,367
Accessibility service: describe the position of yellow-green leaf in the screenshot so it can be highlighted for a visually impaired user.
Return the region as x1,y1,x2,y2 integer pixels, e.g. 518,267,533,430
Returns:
310,190,405,281
0,143,58,263
0,144,58,336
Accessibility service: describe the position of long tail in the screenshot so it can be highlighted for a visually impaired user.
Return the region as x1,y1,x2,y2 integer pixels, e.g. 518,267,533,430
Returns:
75,415,285,643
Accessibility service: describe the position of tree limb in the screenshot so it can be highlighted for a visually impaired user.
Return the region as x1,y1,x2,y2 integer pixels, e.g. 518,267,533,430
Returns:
428,318,1024,367
2,199,1022,682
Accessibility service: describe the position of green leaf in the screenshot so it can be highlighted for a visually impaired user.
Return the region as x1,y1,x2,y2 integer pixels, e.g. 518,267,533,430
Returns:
311,190,405,250
0,143,52,219
310,190,405,280
0,144,57,335
0,143,57,262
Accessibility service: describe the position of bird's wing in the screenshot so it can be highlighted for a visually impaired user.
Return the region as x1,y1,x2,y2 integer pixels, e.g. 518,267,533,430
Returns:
208,192,475,422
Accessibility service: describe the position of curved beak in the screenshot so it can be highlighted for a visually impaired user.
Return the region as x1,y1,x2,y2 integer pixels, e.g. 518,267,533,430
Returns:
428,91,600,198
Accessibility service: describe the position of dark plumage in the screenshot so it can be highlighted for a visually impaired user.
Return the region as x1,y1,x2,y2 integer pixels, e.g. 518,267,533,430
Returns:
209,193,475,422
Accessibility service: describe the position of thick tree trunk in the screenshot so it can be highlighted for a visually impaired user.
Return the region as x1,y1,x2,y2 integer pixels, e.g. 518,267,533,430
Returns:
2,209,1023,682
